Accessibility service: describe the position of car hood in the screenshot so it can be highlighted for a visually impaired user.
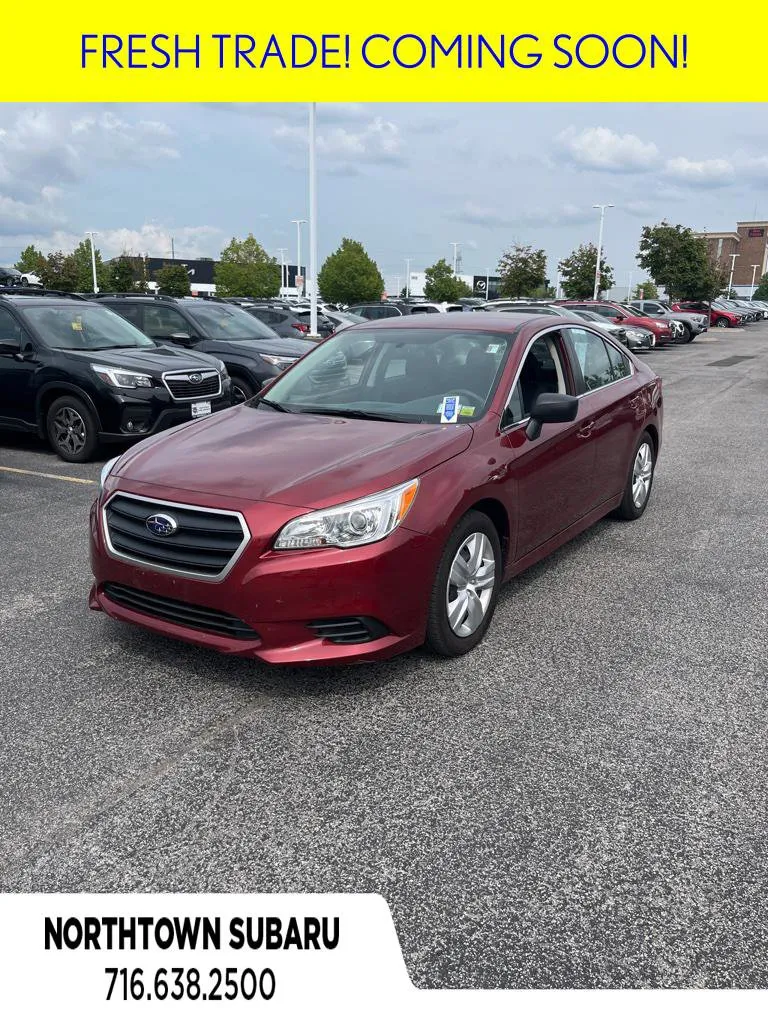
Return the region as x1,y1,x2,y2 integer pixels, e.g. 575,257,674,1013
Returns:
115,405,473,508
62,346,221,372
203,337,314,358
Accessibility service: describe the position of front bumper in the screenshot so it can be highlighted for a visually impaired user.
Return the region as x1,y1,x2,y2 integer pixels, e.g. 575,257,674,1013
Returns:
89,494,440,665
97,382,233,441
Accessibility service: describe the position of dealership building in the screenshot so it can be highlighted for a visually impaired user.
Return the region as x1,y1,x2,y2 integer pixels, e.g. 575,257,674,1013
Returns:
695,221,768,295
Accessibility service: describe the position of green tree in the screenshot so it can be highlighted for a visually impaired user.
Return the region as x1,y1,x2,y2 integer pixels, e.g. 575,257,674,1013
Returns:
40,251,79,292
155,264,191,297
632,279,659,300
497,244,547,298
67,238,110,292
15,244,46,277
318,238,384,305
530,282,556,299
752,273,768,301
214,234,281,298
558,244,614,299
108,255,142,292
423,258,467,302
637,222,723,301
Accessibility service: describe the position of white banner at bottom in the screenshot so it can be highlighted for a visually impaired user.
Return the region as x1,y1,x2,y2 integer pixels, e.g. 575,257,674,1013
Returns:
0,893,766,1022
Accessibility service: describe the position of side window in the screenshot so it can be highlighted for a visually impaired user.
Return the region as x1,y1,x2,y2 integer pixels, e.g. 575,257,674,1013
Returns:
567,328,615,392
606,344,631,381
112,303,143,330
596,304,619,318
0,309,22,345
507,331,567,423
143,305,190,338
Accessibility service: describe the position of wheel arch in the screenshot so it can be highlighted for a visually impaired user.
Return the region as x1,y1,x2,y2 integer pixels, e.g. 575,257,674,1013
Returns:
36,383,103,438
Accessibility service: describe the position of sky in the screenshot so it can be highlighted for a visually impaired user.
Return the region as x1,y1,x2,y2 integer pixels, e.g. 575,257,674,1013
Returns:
1,102,766,293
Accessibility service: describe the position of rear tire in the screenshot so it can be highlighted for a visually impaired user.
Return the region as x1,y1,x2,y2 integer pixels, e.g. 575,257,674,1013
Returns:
230,375,254,404
425,511,502,657
614,432,655,521
46,395,100,463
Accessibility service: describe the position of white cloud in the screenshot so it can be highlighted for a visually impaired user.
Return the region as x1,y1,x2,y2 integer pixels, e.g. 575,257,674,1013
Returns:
273,116,405,171
557,126,660,173
454,201,596,230
663,157,735,187
30,224,225,260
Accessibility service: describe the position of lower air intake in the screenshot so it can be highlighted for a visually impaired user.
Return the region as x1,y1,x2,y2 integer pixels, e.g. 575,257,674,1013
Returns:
306,617,389,645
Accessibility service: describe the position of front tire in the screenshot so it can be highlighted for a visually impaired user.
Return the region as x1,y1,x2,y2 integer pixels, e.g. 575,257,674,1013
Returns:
230,375,254,404
46,395,100,462
614,432,655,521
425,511,502,657
716,316,730,328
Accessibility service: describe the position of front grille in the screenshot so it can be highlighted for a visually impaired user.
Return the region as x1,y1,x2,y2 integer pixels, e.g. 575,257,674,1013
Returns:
103,582,259,639
163,369,221,400
104,493,248,579
307,617,389,645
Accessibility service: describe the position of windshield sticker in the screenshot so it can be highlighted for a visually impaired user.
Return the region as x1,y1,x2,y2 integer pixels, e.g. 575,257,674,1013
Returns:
459,406,475,417
440,395,460,424
486,343,500,354
71,318,83,331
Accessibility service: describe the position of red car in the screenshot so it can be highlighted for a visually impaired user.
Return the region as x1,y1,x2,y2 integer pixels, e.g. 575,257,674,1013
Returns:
558,300,677,343
89,314,663,665
672,301,741,328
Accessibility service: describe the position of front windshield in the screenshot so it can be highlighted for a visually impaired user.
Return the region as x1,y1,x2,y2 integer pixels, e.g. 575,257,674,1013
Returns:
187,303,278,340
24,304,155,351
614,303,640,317
262,327,515,423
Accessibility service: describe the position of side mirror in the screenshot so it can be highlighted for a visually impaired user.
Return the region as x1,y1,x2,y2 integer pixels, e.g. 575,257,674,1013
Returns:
170,331,193,344
525,393,579,441
0,338,21,357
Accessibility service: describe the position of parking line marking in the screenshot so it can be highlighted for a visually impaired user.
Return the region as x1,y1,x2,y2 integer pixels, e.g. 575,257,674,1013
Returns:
0,465,96,485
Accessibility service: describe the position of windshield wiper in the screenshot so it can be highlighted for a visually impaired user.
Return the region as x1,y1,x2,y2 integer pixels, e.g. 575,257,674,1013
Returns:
257,396,292,413
297,406,423,423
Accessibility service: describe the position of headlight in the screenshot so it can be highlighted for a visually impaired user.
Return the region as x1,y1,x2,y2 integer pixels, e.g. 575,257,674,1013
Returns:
217,360,229,378
653,321,667,330
274,479,419,550
92,364,153,389
259,353,296,370
99,455,120,495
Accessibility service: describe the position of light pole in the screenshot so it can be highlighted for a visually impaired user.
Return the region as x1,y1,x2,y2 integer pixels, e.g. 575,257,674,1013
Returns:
405,257,412,297
277,248,288,296
485,267,491,300
291,218,307,297
750,263,760,298
592,204,614,299
626,270,633,302
450,242,461,275
726,251,738,298
308,103,319,337
86,231,99,293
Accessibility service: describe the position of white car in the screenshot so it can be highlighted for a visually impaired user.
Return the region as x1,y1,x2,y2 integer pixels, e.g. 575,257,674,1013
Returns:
18,271,42,286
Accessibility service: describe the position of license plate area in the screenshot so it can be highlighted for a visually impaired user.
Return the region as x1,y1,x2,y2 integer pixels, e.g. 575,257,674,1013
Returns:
191,401,212,418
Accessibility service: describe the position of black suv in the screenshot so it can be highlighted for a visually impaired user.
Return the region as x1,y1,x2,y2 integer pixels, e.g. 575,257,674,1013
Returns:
0,289,231,462
94,294,314,403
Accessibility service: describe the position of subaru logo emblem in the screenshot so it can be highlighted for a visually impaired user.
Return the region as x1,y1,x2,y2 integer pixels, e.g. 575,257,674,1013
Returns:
189,372,203,384
145,513,178,537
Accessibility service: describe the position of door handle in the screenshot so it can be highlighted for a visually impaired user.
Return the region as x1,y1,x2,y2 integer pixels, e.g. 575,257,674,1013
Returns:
577,420,595,439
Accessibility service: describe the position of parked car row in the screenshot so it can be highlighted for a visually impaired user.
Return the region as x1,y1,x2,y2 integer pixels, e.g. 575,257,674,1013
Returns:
672,298,768,327
0,287,319,460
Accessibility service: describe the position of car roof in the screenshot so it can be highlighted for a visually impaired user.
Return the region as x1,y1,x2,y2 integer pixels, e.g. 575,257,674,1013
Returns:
343,311,573,332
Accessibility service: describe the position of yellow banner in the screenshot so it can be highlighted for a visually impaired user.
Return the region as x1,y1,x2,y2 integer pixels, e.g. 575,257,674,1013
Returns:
2,5,766,102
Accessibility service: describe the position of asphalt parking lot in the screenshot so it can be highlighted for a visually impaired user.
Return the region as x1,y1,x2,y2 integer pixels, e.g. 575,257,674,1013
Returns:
1,324,767,988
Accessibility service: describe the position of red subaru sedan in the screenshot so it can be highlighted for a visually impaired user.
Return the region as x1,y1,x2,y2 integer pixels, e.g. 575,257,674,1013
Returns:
89,313,662,665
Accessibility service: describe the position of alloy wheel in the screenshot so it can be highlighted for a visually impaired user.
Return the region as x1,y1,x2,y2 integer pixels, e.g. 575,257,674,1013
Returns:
52,406,87,456
446,531,496,637
632,442,653,508
232,385,248,404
